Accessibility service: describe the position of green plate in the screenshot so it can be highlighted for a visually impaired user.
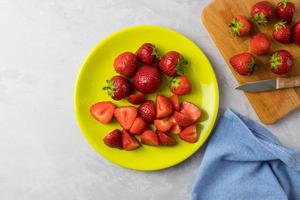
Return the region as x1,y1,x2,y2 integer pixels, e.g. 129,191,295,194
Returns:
75,25,219,171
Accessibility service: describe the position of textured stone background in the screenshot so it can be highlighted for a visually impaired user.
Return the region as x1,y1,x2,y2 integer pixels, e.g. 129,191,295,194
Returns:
0,0,299,199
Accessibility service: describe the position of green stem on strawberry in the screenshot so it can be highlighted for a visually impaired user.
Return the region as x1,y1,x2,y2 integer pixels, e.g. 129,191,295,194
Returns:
229,17,243,36
251,13,268,25
280,0,288,8
270,53,282,69
103,80,115,97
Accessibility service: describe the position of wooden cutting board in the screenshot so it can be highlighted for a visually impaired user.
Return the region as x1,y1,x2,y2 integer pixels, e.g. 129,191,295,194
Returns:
202,0,300,124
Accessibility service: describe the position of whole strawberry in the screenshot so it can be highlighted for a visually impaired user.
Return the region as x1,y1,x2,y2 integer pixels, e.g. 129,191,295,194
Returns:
251,1,274,25
103,75,133,100
250,33,271,55
273,21,292,43
229,15,253,37
133,65,162,94
159,51,187,77
269,50,294,75
136,43,157,64
276,0,295,24
169,75,192,95
229,53,256,76
293,21,300,45
113,52,137,77
138,100,156,123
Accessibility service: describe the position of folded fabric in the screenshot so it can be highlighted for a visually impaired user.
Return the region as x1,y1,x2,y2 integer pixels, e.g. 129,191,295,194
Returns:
191,108,300,200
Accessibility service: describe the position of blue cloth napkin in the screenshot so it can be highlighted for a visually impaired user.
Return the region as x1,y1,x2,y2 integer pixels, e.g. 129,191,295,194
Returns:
191,108,300,200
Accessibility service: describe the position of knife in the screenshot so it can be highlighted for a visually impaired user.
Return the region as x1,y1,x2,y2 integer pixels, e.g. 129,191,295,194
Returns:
236,75,300,92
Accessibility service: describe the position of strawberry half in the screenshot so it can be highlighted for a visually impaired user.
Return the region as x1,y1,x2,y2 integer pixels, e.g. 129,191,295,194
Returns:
179,124,198,143
156,95,173,119
169,95,180,111
229,53,256,75
269,50,294,75
113,52,137,78
173,111,194,127
138,100,156,123
128,93,146,105
157,131,177,146
122,130,140,151
103,129,123,149
168,116,182,135
273,21,292,43
276,0,295,24
129,117,148,135
251,1,274,25
229,15,252,37
159,51,188,77
180,101,201,123
136,43,157,64
169,75,192,96
103,76,133,100
90,101,116,124
114,106,138,130
154,119,173,132
141,130,159,146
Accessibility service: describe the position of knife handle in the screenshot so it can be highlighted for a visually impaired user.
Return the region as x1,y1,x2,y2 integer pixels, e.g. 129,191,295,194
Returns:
276,75,300,89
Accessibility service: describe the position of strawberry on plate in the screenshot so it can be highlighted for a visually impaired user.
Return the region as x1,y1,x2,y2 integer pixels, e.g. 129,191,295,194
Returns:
103,129,123,149
136,43,157,64
127,93,146,105
103,75,133,100
133,65,162,94
159,51,188,77
169,75,192,95
129,117,148,135
90,101,116,124
157,131,177,146
154,119,173,132
269,50,294,75
138,100,156,123
168,116,182,135
169,95,180,111
141,130,159,146
273,21,292,43
276,0,295,24
173,111,194,127
122,130,140,151
250,33,271,55
114,106,138,130
229,15,252,37
293,21,300,45
179,124,198,143
156,95,173,118
229,53,256,76
180,101,201,123
251,1,274,25
113,52,137,77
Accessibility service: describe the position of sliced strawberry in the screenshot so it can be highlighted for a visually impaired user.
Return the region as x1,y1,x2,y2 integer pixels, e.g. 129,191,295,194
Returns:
170,124,182,135
114,107,137,130
103,129,123,149
127,93,146,105
157,131,177,146
129,117,148,135
180,101,201,123
156,95,173,118
169,95,180,111
122,130,140,150
90,101,116,124
179,124,198,143
141,130,159,146
154,119,173,132
173,111,194,127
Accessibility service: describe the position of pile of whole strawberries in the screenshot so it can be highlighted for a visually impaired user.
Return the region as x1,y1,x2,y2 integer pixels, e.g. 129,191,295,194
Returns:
228,0,299,75
90,43,202,150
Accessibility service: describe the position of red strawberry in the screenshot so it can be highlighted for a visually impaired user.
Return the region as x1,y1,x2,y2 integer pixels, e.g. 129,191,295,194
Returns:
250,33,271,55
136,43,157,64
156,95,173,118
154,119,173,132
273,21,292,43
173,111,194,127
169,75,192,95
103,76,133,100
159,51,188,77
269,50,294,75
114,106,137,130
133,65,162,94
141,130,159,146
169,95,180,111
180,101,201,123
113,52,137,77
229,15,253,37
229,53,256,76
168,116,182,135
157,131,177,146
293,21,300,45
129,117,148,135
276,0,295,24
179,124,198,143
122,130,140,151
90,101,116,124
251,1,274,25
127,93,146,105
103,129,123,149
138,100,156,123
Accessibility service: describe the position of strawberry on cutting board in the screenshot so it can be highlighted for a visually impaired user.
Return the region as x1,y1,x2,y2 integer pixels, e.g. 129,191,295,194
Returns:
169,75,192,95
250,1,274,25
293,21,300,45
273,21,292,43
136,43,157,64
229,53,256,75
103,129,123,149
114,106,138,130
276,0,295,24
269,50,294,75
156,95,173,119
103,76,133,100
141,130,159,146
122,130,140,151
229,15,252,37
90,101,116,124
159,51,188,77
250,33,271,55
113,52,137,78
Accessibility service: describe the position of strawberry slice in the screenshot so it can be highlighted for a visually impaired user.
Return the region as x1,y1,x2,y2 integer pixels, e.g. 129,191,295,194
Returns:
180,101,201,123
103,129,123,149
90,101,116,124
156,95,173,118
129,117,148,135
122,130,140,150
168,116,182,134
179,124,198,143
128,93,146,105
157,131,177,146
154,119,173,132
173,111,194,127
114,106,137,130
141,130,159,146
169,95,180,111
